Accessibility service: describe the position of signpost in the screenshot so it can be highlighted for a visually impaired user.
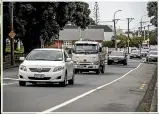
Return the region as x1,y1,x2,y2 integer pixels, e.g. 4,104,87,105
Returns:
8,30,16,65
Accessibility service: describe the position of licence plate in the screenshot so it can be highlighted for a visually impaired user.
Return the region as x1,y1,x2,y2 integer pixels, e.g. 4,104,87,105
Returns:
134,55,136,57
34,74,44,78
114,60,118,62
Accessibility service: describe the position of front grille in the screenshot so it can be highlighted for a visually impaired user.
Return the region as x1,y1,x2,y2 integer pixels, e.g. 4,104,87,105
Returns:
29,68,51,72
28,77,51,80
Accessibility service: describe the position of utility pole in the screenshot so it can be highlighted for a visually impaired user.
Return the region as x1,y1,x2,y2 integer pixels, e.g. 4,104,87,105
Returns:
8,2,16,65
147,25,150,47
127,18,134,54
144,26,146,41
113,19,120,50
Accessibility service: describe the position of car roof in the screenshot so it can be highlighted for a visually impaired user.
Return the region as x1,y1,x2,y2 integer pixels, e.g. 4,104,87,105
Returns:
34,48,64,52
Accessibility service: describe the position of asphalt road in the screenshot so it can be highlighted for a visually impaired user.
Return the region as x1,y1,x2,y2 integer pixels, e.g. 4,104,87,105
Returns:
2,58,157,112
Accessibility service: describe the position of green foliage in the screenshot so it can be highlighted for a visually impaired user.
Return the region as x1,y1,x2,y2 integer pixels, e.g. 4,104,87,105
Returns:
147,2,158,27
3,2,91,54
149,30,157,45
102,40,114,48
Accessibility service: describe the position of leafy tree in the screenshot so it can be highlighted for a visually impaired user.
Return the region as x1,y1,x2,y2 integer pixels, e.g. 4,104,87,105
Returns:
102,41,114,48
147,2,158,27
3,2,91,54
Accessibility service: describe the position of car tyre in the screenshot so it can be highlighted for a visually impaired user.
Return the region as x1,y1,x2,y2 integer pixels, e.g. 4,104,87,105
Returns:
75,69,78,74
60,73,67,87
96,69,100,74
123,60,127,65
19,81,26,86
107,60,112,65
68,71,75,85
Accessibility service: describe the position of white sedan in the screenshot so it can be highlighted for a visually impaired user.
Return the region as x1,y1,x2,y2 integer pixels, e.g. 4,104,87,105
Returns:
18,48,75,87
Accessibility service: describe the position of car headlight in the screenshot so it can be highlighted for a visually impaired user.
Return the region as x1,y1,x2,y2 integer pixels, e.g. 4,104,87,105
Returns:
93,61,99,65
53,66,64,72
19,65,27,72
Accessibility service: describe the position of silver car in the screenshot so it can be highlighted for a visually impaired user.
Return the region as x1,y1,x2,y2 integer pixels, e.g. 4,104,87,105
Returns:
107,51,127,65
146,51,158,62
130,50,142,59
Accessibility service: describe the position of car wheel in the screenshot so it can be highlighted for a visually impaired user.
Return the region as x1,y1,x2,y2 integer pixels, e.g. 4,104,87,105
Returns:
123,60,127,65
130,57,132,59
101,65,105,74
60,73,67,87
19,81,26,86
75,69,78,74
96,69,100,74
68,71,75,85
107,60,111,65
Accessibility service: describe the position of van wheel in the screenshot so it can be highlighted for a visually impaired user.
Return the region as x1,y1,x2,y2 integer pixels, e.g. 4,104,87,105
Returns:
19,81,26,86
101,65,105,74
123,60,127,65
107,60,111,65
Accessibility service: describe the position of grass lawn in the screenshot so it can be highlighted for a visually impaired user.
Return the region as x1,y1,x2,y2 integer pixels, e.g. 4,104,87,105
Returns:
6,45,24,53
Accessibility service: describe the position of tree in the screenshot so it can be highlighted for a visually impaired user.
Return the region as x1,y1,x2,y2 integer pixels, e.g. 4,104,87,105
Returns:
102,40,114,48
93,2,100,25
89,17,96,25
3,2,91,54
147,2,158,27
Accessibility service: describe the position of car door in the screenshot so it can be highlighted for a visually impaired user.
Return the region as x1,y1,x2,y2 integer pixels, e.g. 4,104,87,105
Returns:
64,51,73,79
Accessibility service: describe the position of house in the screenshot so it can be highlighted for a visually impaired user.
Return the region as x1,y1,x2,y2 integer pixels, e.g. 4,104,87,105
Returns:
49,25,113,48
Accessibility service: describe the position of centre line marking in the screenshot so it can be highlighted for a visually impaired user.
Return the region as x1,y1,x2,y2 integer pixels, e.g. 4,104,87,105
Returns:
38,61,144,114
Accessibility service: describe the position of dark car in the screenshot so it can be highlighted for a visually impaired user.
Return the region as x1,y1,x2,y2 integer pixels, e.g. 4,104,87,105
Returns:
107,51,127,65
130,50,142,59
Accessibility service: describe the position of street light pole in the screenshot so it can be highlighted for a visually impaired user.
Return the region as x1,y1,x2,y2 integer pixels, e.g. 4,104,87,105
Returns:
113,10,122,50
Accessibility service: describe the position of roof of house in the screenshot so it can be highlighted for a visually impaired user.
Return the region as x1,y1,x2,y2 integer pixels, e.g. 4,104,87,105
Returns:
59,29,104,41
64,25,113,32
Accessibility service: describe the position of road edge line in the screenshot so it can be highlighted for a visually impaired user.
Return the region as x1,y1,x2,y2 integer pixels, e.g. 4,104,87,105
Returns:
37,61,144,114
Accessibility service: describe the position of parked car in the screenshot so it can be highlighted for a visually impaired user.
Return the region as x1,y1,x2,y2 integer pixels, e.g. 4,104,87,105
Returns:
130,50,142,59
107,51,127,65
146,51,158,62
18,48,75,87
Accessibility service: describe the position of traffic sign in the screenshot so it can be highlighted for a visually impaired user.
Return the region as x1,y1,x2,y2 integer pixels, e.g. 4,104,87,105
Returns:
9,31,16,39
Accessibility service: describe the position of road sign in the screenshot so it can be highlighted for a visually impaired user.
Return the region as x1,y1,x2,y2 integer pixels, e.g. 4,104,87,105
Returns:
9,31,16,39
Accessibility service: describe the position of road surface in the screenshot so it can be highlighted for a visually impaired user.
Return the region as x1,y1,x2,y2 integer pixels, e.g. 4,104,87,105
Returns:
2,58,157,112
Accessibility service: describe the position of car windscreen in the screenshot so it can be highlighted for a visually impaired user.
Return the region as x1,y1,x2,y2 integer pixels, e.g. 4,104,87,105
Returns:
75,44,98,54
26,50,63,61
150,51,157,55
111,51,124,56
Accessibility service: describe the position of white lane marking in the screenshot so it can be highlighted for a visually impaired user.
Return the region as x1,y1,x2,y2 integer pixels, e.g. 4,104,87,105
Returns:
3,78,19,80
38,61,144,114
3,82,18,86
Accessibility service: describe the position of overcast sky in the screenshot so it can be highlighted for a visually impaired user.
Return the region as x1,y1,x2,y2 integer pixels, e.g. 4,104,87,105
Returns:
87,1,155,32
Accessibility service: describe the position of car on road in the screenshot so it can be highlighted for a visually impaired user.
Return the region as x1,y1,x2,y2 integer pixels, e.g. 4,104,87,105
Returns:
130,50,142,59
146,51,158,62
107,51,127,65
18,48,75,87
141,47,149,57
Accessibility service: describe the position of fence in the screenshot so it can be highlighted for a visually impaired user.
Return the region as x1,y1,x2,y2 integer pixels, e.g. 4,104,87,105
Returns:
4,53,28,69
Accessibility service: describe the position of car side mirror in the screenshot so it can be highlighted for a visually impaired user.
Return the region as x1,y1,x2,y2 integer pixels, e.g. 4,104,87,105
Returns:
19,57,25,61
66,58,71,62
